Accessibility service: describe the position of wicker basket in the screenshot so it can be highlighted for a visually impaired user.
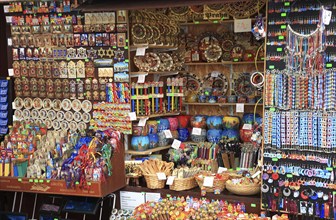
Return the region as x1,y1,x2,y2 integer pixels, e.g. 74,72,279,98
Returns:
226,181,261,195
169,176,198,191
144,174,166,189
195,172,229,193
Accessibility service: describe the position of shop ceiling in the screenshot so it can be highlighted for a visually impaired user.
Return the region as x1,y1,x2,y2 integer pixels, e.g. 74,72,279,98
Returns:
79,0,246,12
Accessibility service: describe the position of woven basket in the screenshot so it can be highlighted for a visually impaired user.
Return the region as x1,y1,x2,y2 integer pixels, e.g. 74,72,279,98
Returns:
169,176,198,191
226,181,260,195
144,174,166,189
195,172,229,193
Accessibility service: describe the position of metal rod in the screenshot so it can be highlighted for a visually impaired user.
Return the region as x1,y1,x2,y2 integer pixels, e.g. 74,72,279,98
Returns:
99,199,104,220
19,192,24,212
83,214,86,220
31,194,38,220
12,192,17,212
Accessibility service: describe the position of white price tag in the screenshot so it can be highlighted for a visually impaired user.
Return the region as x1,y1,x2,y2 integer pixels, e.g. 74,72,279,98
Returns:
242,124,252,130
13,115,19,121
156,172,167,180
12,102,16,110
171,139,181,150
164,130,173,138
8,69,14,77
236,103,244,113
138,117,148,127
5,16,12,23
7,38,12,46
203,176,214,187
211,71,219,77
128,112,137,121
217,167,228,174
136,47,146,56
3,6,10,13
137,74,146,83
166,176,175,185
234,18,252,33
322,8,332,25
192,127,202,135
251,170,261,179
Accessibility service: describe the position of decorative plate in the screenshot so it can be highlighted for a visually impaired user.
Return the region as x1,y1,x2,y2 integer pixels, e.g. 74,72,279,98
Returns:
69,121,78,131
61,99,72,111
33,98,43,110
31,109,39,119
170,6,189,16
234,73,255,96
14,97,23,110
131,24,146,40
52,99,62,111
14,110,23,120
198,32,221,61
230,44,245,61
60,121,69,130
47,110,56,120
71,99,82,112
221,39,234,52
222,1,266,19
81,100,93,113
65,111,73,122
23,98,33,109
146,53,161,71
189,5,204,14
45,119,53,129
35,119,43,125
158,53,173,71
202,72,229,96
206,4,225,12
77,122,87,131
134,56,150,72
181,73,201,92
56,111,65,121
43,98,52,110
39,109,47,119
82,112,91,123
73,112,82,122
204,45,222,62
22,109,30,119
52,120,61,130
222,52,231,61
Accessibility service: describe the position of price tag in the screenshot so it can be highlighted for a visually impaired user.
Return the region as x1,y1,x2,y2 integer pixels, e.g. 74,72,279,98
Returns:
46,180,50,183
251,170,261,179
281,13,286,17
7,38,12,46
29,179,33,183
157,172,167,180
128,112,137,121
192,127,202,135
272,158,278,162
217,167,228,174
326,167,333,171
171,139,181,150
34,179,38,183
242,124,252,130
284,2,290,6
138,117,148,127
326,63,333,68
136,47,146,56
269,65,275,70
236,103,244,113
277,48,283,52
5,16,12,23
270,107,276,112
12,102,16,110
203,176,214,187
8,69,14,76
251,203,257,208
39,179,44,183
211,71,219,77
164,130,173,138
166,176,175,185
137,74,146,83
281,25,286,29
322,8,332,25
278,36,285,40
18,178,22,182
286,174,293,178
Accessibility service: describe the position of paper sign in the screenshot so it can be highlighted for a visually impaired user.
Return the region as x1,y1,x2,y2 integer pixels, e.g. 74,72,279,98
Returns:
136,47,146,56
157,172,167,180
251,170,261,179
3,5,9,13
5,16,12,23
203,176,214,187
7,38,12,46
192,127,202,135
128,112,137,121
13,115,19,121
322,8,332,25
234,19,251,33
211,71,219,77
12,102,16,110
242,124,252,130
171,139,181,150
120,191,145,211
166,176,175,185
8,69,13,76
145,192,161,202
138,117,148,127
217,167,228,174
137,74,146,83
164,130,173,138
236,103,244,113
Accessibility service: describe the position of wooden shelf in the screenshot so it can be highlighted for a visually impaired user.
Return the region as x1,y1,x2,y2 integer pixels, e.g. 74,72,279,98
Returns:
120,186,261,214
136,111,183,120
0,144,126,197
180,17,265,26
130,44,178,52
185,102,263,106
129,71,179,77
184,61,264,66
126,145,171,155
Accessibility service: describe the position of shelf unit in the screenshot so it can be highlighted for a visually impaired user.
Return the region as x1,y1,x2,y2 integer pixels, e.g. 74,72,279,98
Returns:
184,61,265,66
184,102,263,106
179,17,265,26
130,44,178,52
129,71,179,80
125,145,171,155
136,111,184,120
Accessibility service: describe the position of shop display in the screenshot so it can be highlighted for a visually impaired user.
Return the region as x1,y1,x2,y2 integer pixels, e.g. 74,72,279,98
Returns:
169,167,200,191
0,79,10,135
263,1,336,218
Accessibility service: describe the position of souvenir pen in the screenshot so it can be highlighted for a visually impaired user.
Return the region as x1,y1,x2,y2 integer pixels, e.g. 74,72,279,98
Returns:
167,78,171,112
